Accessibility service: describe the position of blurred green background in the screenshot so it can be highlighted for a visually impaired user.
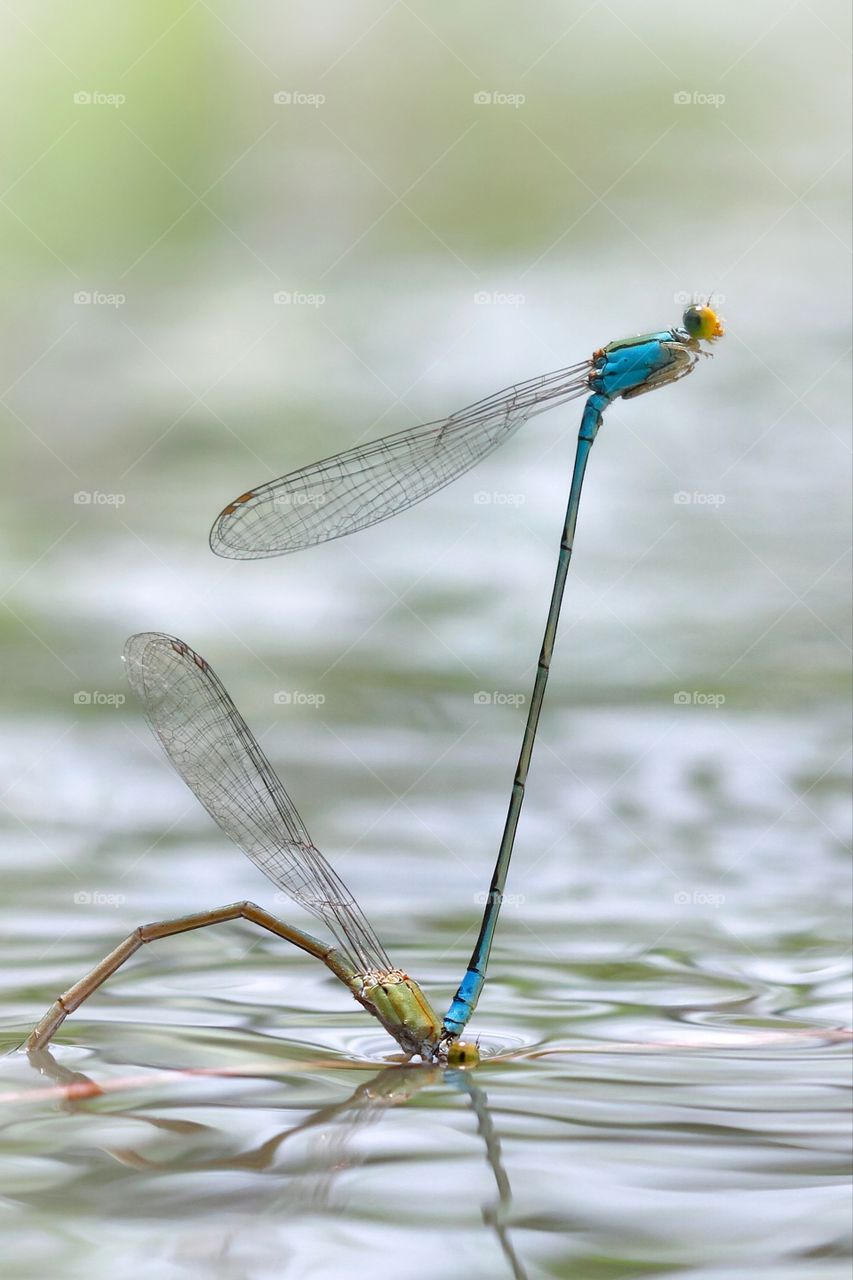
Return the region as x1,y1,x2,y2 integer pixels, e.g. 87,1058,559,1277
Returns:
0,5,850,1279
0,1,849,715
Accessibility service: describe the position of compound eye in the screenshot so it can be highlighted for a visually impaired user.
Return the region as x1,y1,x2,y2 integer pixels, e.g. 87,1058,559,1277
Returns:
683,305,702,334
682,304,724,340
446,1039,480,1067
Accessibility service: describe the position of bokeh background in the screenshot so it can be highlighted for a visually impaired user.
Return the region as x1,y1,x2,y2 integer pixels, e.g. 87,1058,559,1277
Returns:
1,5,850,1280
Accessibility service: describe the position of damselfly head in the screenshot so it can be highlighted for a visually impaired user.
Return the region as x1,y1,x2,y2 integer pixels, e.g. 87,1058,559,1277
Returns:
445,1039,480,1067
683,302,725,341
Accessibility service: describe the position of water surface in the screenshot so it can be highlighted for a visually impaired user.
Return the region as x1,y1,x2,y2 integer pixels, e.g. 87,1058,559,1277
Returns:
1,3,850,1277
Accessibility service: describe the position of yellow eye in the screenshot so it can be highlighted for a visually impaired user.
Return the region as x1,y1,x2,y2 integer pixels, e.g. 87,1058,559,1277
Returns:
683,304,725,340
446,1039,480,1066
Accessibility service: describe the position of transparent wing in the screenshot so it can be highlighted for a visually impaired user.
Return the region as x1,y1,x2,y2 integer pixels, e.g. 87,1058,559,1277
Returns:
124,632,390,975
210,360,592,559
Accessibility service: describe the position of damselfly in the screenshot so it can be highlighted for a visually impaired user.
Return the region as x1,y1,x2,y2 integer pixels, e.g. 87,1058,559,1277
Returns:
25,633,475,1062
26,306,724,1062
209,304,725,1042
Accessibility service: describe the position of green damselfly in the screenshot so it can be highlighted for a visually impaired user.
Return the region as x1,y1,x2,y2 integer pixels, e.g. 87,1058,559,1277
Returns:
25,633,467,1061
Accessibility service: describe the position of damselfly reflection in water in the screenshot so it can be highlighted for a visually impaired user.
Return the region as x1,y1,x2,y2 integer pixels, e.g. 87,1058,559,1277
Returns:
210,304,725,1037
24,1045,528,1280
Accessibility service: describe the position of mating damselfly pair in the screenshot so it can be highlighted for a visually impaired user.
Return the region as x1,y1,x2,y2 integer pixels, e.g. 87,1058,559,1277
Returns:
26,303,724,1065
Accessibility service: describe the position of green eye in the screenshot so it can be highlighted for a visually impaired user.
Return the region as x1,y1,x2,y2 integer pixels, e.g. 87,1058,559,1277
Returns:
682,304,725,341
446,1039,480,1066
683,306,701,333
